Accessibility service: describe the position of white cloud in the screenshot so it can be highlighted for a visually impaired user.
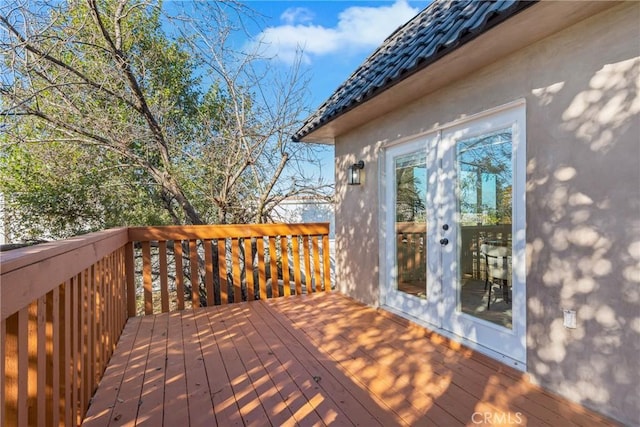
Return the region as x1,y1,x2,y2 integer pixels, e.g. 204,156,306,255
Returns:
280,7,314,25
251,0,419,64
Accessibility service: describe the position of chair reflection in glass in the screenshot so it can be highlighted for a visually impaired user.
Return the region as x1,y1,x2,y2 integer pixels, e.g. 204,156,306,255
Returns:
481,243,511,310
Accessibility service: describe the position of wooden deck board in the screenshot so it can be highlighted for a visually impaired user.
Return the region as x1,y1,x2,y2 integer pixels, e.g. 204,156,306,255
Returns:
162,311,189,425
83,293,620,427
135,311,168,426
234,303,324,427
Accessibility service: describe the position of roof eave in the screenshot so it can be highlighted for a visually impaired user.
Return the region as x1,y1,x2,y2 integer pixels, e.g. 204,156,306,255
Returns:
295,0,617,144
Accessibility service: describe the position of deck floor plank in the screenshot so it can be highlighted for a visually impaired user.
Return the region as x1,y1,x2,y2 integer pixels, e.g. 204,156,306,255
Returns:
193,307,244,426
181,309,217,425
274,294,538,424
244,301,350,426
291,294,583,426
108,314,155,426
83,293,620,427
287,295,557,421
235,303,326,427
135,311,169,426
291,294,601,427
220,304,297,426
255,300,405,426
250,300,387,426
82,317,142,427
269,295,464,426
162,311,189,425
206,306,272,426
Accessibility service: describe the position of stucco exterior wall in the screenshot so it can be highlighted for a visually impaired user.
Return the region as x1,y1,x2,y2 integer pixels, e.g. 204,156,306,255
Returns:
333,3,639,424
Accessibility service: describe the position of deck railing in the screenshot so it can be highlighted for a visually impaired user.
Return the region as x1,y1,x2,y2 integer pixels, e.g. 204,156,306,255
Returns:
127,223,332,315
0,223,331,426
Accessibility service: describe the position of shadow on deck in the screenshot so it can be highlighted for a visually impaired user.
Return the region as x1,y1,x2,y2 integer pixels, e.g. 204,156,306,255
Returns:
82,293,617,426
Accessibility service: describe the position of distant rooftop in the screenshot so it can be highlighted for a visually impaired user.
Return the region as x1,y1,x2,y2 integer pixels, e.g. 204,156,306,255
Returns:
293,0,536,142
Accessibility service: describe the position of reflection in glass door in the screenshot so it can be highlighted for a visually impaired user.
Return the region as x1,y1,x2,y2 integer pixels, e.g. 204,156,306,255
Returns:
395,153,427,298
456,129,513,329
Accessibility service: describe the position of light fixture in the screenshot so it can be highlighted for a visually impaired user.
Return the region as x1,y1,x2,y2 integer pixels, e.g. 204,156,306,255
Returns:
348,160,365,185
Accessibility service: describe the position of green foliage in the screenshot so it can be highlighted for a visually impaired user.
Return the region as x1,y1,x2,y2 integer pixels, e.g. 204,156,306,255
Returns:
0,0,324,241
0,142,170,239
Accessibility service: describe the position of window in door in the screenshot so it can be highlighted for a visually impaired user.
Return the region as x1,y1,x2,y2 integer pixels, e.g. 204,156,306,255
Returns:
394,152,427,298
456,128,513,329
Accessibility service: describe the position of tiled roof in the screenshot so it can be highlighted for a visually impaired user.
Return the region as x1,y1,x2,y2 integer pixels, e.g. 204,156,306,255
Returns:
293,0,536,142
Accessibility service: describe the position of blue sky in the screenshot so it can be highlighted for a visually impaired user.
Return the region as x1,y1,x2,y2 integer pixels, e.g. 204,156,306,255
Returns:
163,1,429,183
245,1,429,109
237,1,429,183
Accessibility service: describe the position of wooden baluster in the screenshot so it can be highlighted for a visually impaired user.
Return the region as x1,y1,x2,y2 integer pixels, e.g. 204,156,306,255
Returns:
232,238,242,303
0,318,5,426
292,236,302,295
104,255,111,357
322,234,331,292
107,252,115,351
46,285,56,425
174,241,185,311
17,307,28,425
99,260,104,384
281,235,291,296
0,318,4,426
125,242,136,318
312,236,322,293
95,260,103,378
62,280,72,426
142,241,153,315
72,273,80,425
244,238,255,301
269,236,279,298
83,268,92,420
204,239,214,307
189,240,200,308
5,311,19,426
302,236,311,294
27,301,38,425
257,237,267,300
88,266,96,402
159,241,169,313
34,295,47,425
218,239,228,304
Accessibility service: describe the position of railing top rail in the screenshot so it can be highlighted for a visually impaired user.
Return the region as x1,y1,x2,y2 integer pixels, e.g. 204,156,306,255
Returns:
0,227,129,274
1,228,129,321
395,222,427,233
128,222,330,241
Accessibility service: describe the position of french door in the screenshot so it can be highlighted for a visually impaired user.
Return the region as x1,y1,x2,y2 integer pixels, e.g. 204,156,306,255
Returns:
382,102,526,367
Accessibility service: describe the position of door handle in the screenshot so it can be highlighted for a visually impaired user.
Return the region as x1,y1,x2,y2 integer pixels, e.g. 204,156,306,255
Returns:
439,238,449,245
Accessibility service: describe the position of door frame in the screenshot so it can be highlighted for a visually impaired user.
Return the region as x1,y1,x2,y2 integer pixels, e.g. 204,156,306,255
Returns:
379,99,527,369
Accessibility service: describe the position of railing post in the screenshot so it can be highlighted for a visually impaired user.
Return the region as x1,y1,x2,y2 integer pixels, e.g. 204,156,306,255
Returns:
125,242,136,317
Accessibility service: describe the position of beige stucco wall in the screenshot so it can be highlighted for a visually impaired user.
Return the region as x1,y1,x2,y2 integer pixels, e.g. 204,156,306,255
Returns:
333,3,639,424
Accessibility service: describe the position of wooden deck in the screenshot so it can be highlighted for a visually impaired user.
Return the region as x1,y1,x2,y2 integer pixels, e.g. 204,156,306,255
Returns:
82,293,617,426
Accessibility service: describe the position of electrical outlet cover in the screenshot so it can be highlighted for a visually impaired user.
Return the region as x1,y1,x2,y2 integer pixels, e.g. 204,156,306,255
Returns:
563,309,577,329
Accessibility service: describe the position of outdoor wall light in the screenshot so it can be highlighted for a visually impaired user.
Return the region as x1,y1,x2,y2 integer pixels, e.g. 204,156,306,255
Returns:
347,160,365,185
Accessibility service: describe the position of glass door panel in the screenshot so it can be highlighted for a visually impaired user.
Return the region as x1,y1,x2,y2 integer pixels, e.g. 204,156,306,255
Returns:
383,136,439,327
456,129,513,328
395,152,427,298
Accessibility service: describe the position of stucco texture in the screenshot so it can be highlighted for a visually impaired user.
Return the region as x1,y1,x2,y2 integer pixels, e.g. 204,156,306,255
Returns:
333,3,639,425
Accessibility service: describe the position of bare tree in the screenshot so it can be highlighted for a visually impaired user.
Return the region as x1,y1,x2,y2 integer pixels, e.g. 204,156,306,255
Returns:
0,0,332,237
